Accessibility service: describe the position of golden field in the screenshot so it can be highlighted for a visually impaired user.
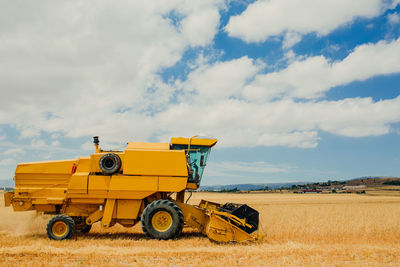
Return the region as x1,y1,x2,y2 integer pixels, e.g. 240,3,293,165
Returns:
1,191,400,266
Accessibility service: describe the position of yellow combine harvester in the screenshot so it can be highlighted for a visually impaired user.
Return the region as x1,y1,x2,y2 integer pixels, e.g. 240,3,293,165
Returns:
4,136,259,242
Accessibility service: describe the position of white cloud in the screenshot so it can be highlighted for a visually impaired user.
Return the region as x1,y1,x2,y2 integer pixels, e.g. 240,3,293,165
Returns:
178,1,224,46
205,161,296,181
30,139,46,148
226,0,388,43
180,56,262,102
282,32,302,49
2,49,400,149
51,140,60,146
388,12,400,24
152,96,400,148
0,1,399,151
3,148,25,156
217,161,295,174
393,0,400,7
80,141,94,151
0,1,224,139
0,159,17,166
243,38,400,100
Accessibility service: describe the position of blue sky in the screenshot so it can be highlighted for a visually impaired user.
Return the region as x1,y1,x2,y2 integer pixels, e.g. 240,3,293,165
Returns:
0,0,399,186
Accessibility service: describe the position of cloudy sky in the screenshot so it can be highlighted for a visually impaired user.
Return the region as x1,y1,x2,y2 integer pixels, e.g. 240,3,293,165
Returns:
0,0,399,185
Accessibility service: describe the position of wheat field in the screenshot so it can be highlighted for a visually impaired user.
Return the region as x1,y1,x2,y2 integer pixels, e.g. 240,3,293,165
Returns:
1,192,400,266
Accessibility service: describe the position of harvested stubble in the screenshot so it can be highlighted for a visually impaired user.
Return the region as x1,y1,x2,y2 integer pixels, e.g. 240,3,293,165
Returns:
1,192,400,266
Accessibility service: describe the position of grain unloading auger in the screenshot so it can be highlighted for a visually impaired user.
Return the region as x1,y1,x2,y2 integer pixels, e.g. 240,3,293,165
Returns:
4,136,260,242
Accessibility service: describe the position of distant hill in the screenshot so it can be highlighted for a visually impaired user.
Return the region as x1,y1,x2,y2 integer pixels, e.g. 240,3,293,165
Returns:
200,177,400,192
345,176,400,186
200,182,309,191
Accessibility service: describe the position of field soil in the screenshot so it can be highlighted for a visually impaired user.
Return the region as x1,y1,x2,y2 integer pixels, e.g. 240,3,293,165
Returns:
1,192,400,266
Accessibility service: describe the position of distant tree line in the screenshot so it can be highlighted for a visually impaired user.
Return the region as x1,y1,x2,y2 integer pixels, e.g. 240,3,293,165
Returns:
383,180,400,185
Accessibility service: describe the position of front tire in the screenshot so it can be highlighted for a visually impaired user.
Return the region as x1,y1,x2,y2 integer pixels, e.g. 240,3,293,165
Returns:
141,199,184,240
46,215,75,240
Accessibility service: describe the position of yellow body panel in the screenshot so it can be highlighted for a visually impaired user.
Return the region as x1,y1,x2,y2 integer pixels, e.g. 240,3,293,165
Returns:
107,175,156,199
116,200,141,219
126,142,170,150
159,176,187,192
68,172,89,194
15,159,76,174
170,137,217,147
70,198,104,204
75,157,90,172
88,175,111,197
35,204,56,212
123,150,188,177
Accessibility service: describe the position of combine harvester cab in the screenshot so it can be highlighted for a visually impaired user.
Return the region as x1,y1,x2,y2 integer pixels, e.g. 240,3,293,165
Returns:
4,136,260,242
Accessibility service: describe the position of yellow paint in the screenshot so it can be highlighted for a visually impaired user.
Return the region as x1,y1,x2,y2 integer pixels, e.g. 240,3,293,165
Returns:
4,192,13,207
52,221,68,237
88,175,111,197
176,202,207,232
116,200,141,219
75,157,90,172
107,175,157,199
152,211,173,232
68,172,89,194
101,199,115,228
126,142,170,150
69,198,104,204
11,199,33,211
86,209,104,225
43,197,64,204
170,137,218,147
35,204,56,212
159,176,187,192
16,159,77,174
177,201,257,242
206,212,255,242
186,182,198,190
123,150,187,177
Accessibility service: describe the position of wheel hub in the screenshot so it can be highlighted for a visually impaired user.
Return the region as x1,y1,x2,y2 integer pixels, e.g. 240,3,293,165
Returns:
52,221,68,237
152,211,173,232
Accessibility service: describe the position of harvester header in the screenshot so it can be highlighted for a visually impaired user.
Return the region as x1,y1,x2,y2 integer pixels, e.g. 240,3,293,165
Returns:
4,136,259,242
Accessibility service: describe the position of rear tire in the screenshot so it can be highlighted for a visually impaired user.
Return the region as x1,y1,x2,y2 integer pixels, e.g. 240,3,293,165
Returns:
141,199,184,240
46,215,75,240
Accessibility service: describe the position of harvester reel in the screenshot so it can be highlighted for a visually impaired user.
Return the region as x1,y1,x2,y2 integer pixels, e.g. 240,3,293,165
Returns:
141,199,184,240
99,153,121,175
46,215,76,240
